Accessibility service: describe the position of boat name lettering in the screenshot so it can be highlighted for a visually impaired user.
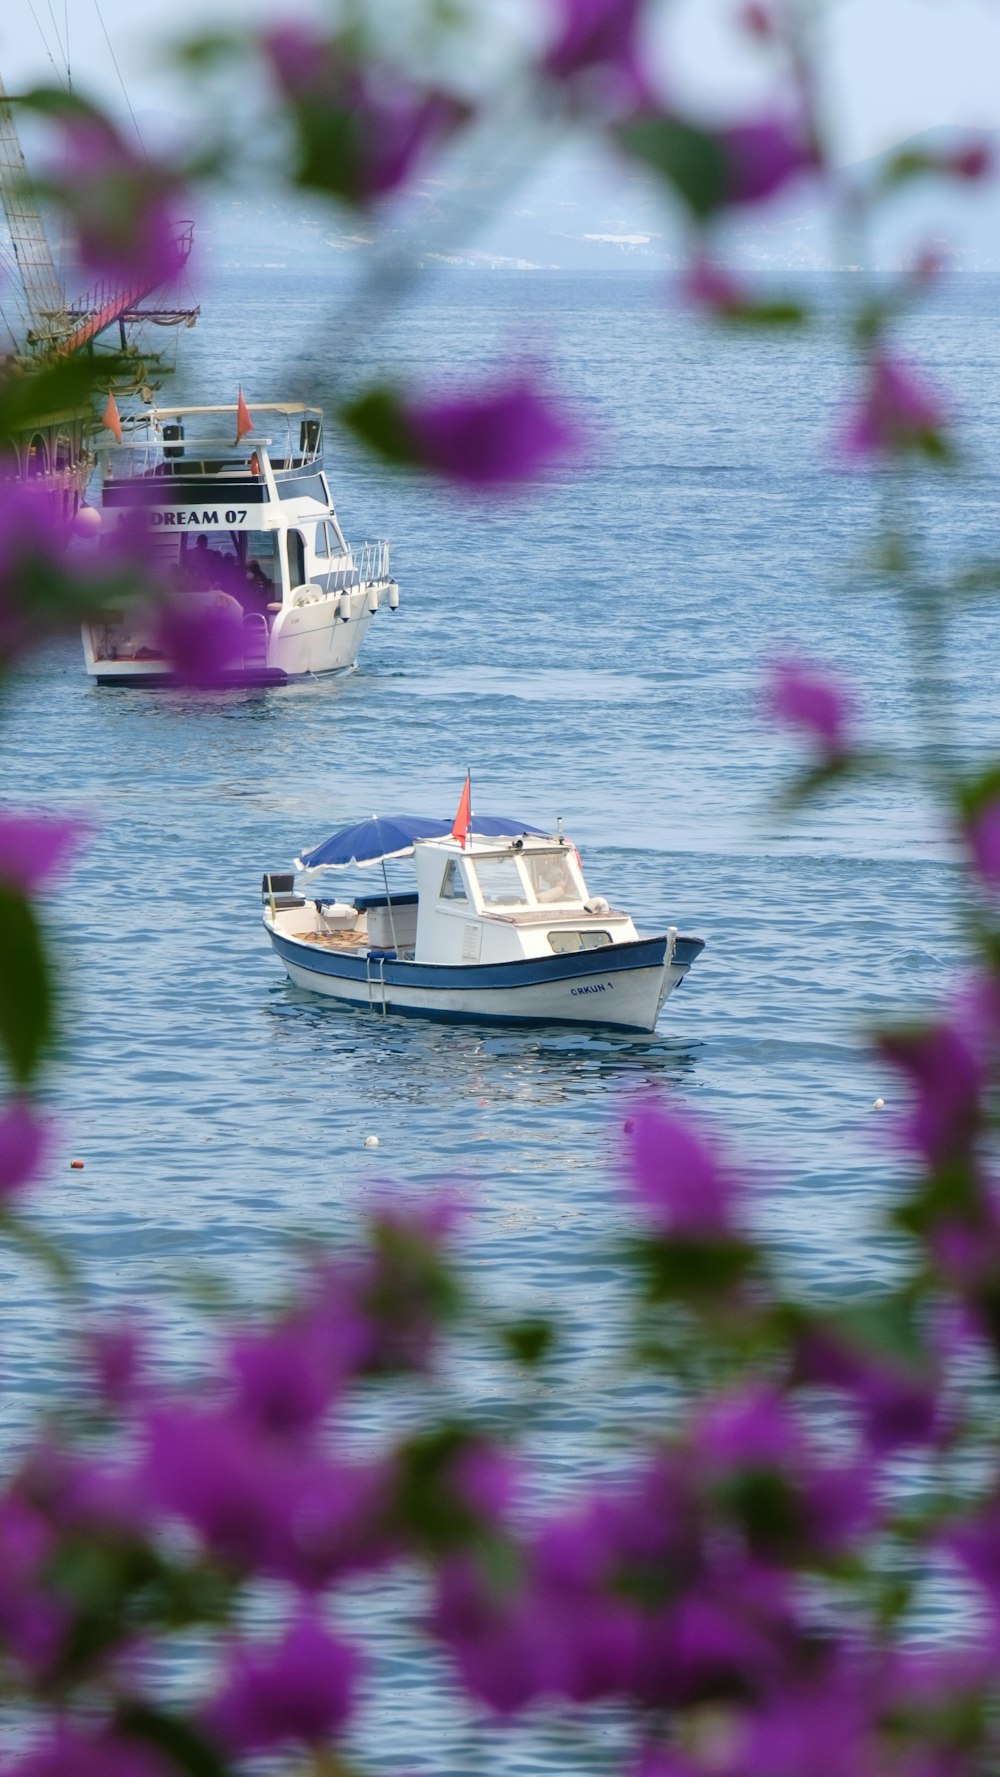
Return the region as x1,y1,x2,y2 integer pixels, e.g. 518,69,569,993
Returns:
147,509,249,527
570,982,613,996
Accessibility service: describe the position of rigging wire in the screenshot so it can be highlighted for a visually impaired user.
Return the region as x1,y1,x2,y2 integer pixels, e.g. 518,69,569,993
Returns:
90,0,146,155
44,0,70,77
64,0,72,90
24,0,67,86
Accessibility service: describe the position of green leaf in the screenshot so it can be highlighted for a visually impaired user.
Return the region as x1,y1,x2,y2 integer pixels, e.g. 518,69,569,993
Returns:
718,299,809,329
115,1703,233,1777
502,1316,555,1365
339,387,418,468
0,888,53,1085
615,116,729,220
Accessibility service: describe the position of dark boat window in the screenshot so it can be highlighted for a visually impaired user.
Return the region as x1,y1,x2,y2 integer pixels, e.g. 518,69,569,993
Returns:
162,421,184,459
549,930,612,954
300,418,322,455
286,530,306,588
440,860,468,901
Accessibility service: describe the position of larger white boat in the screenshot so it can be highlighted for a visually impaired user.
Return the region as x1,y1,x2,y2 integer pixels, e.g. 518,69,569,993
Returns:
82,402,399,685
263,815,704,1032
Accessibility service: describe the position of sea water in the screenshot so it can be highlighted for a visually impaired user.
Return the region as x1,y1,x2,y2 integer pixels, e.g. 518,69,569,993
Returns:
3,267,999,1771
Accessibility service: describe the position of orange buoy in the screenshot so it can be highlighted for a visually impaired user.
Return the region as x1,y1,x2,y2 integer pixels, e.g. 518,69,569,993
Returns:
70,1158,85,1169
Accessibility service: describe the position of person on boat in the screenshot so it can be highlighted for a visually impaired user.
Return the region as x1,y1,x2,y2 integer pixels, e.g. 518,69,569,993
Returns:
187,533,228,588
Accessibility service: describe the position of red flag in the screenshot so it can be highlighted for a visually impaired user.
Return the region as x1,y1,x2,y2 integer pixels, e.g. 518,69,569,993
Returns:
235,388,254,444
451,771,471,849
101,390,123,444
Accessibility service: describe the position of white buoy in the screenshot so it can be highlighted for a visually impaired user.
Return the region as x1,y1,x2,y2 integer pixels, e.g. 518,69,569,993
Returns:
873,1098,885,1110
363,1134,380,1148
338,592,352,622
366,585,380,614
388,584,400,610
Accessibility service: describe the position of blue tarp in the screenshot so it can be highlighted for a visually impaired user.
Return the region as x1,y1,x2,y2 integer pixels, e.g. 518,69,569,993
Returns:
296,813,548,870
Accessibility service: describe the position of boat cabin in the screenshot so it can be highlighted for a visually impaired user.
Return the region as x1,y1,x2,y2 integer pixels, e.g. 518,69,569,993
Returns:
288,833,638,965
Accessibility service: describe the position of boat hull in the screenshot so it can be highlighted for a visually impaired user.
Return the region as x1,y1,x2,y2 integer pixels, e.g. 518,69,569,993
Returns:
81,584,396,687
265,924,702,1032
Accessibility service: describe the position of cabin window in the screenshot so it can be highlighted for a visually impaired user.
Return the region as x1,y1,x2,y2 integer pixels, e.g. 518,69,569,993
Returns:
145,529,279,602
549,930,612,955
25,433,48,476
300,418,322,455
524,851,577,904
439,860,468,902
473,857,529,906
286,530,306,588
314,521,341,559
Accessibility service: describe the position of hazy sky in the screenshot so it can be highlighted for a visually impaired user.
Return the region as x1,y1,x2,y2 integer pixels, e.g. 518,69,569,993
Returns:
3,0,1000,162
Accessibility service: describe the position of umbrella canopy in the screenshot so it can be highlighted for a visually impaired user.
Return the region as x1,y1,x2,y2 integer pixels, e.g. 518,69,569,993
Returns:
295,813,550,871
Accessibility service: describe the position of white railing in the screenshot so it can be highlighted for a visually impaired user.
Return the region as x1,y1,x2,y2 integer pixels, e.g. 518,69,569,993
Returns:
354,539,391,584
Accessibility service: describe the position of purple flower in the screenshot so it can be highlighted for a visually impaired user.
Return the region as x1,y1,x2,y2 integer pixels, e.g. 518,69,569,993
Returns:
264,27,464,204
840,352,949,458
0,813,87,894
207,1612,362,1753
878,1020,983,1168
226,1317,336,1435
763,654,855,763
87,1317,147,1408
542,0,647,101
4,1727,172,1777
0,1099,48,1199
626,1102,740,1236
717,117,817,207
968,797,1000,889
404,375,579,488
150,594,245,688
683,255,752,317
44,114,187,291
795,1325,945,1454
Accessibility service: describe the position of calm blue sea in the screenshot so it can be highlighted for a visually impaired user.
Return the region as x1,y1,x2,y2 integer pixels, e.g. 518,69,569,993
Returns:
4,267,1000,1771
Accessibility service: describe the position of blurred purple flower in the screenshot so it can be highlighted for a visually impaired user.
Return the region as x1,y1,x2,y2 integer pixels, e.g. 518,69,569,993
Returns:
5,1727,172,1777
542,0,648,103
226,1317,335,1435
717,117,817,206
45,115,187,291
945,140,992,181
264,26,464,203
968,798,1000,890
841,352,948,457
878,1020,983,1168
627,1102,740,1236
0,1099,48,1199
0,813,87,894
795,1325,945,1453
404,376,580,487
683,256,751,317
150,595,244,688
763,654,855,763
207,1612,361,1753
87,1317,147,1408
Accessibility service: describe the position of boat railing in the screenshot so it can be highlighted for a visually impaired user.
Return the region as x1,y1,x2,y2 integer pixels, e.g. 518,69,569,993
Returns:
354,539,391,584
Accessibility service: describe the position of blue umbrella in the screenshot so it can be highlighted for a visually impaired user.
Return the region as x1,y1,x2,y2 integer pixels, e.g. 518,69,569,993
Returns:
296,815,450,870
295,812,550,871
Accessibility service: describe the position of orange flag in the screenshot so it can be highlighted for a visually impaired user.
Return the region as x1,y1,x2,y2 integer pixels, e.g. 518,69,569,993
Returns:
451,771,471,849
235,388,254,444
101,390,123,444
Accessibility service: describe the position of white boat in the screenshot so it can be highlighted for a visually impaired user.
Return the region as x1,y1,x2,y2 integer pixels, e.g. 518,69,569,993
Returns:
81,402,399,685
262,815,704,1032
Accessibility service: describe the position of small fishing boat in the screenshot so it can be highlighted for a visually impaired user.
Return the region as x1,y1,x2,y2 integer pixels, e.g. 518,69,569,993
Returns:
262,807,704,1032
81,400,398,685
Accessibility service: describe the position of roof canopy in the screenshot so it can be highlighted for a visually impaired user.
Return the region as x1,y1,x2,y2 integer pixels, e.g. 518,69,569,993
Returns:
296,813,548,871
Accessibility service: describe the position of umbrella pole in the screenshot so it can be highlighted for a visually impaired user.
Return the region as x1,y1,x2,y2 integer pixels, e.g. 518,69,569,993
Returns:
381,859,399,952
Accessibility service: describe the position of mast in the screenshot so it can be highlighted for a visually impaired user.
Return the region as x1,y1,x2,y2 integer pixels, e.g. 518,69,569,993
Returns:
0,71,66,342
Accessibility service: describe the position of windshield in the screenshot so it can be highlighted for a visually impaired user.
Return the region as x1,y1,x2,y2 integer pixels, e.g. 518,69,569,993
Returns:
523,850,578,903
473,856,529,906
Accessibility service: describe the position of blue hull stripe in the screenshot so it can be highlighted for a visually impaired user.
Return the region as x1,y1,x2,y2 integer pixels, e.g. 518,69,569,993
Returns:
269,929,684,991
